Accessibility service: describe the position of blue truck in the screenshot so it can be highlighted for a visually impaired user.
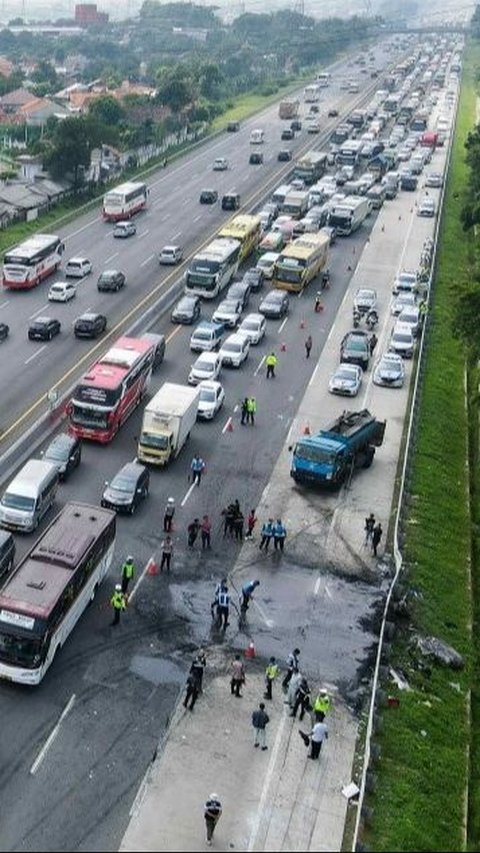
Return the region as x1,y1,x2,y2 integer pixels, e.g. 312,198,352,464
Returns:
290,409,386,487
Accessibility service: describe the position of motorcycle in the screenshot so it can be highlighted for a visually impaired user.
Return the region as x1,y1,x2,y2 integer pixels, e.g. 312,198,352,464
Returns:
321,269,330,290
365,309,379,331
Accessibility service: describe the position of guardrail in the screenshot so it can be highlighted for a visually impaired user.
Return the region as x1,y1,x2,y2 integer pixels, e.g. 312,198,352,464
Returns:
350,80,460,851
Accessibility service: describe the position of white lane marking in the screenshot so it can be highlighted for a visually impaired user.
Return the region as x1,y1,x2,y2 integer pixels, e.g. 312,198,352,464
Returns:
29,304,49,320
254,355,266,376
193,213,202,222
137,229,150,239
30,693,76,775
128,553,156,603
25,345,46,364
181,482,196,507
104,252,118,265
66,219,100,240
0,299,10,309
286,418,296,442
314,576,321,596
233,404,239,413
222,416,233,434
140,254,155,268
308,362,320,387
247,707,290,852
160,213,171,222
171,231,182,241
277,317,288,334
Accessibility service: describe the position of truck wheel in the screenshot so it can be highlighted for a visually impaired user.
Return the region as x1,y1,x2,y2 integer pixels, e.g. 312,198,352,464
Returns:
364,447,375,468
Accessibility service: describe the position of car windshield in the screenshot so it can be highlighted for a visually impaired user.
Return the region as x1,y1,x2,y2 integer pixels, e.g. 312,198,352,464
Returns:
357,290,374,300
110,475,134,493
347,338,367,351
223,342,240,353
2,493,35,511
336,368,356,380
45,444,68,462
218,302,237,313
196,359,215,371
394,333,412,344
200,389,216,403
242,321,257,331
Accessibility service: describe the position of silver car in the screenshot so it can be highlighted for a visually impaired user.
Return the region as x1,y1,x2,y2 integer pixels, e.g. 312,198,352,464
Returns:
353,288,377,314
391,291,416,316
373,352,405,387
328,363,362,396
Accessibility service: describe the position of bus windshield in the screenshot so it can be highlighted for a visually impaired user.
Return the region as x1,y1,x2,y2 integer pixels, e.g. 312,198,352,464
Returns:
0,628,44,668
71,405,109,430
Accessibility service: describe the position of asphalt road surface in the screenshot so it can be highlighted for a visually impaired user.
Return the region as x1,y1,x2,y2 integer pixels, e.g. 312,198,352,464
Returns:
0,37,421,853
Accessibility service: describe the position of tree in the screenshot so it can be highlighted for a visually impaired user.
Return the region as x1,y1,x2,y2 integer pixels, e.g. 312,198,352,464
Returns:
156,66,197,112
199,62,224,99
88,95,125,126
45,116,112,188
453,286,480,358
31,59,58,88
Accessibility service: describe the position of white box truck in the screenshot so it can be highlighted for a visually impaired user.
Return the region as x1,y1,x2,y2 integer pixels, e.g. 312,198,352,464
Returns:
137,382,201,466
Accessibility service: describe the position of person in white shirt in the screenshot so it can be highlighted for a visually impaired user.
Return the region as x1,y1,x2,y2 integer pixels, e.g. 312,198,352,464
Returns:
309,720,328,760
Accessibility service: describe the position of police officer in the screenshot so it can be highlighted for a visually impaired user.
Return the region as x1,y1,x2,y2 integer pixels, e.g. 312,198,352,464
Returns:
264,656,280,700
211,577,227,618
247,396,257,424
110,584,126,626
191,454,206,486
217,583,230,630
273,518,287,552
121,555,135,594
163,496,175,532
259,518,273,551
241,397,249,425
313,689,331,722
266,352,277,379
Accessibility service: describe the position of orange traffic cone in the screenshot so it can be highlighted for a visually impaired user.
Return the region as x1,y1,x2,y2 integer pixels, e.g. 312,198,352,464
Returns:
245,641,256,659
303,424,311,435
146,557,158,576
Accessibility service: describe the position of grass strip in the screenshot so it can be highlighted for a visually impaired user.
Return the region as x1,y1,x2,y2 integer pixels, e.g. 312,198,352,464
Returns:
363,43,478,852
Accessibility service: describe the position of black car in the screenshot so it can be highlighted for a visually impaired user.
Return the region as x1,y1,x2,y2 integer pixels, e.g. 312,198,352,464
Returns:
200,189,218,204
43,432,81,480
0,322,9,341
101,461,150,515
97,270,126,292
258,289,289,319
281,128,294,141
290,119,302,132
28,316,61,341
308,104,319,114
278,149,293,162
340,330,371,370
171,295,201,325
242,267,264,293
227,121,240,132
221,192,241,211
74,312,107,339
227,280,251,311
249,152,264,165
328,108,339,117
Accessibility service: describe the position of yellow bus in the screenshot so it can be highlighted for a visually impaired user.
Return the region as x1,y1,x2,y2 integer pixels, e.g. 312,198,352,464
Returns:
272,232,329,293
218,214,262,263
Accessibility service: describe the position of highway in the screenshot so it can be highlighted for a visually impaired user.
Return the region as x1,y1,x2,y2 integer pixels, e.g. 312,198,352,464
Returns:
0,43,397,447
0,36,435,853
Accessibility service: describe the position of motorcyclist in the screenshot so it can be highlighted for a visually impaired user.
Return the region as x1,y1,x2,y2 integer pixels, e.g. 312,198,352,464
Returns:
314,292,323,312
321,269,330,289
366,308,378,329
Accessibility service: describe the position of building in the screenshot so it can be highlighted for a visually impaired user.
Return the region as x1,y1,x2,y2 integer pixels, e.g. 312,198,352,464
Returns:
75,4,109,27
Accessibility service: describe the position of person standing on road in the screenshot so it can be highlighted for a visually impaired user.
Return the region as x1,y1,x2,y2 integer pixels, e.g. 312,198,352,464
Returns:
217,583,230,629
372,522,383,556
230,653,245,697
163,497,175,532
110,584,127,626
121,556,135,594
308,720,329,760
241,397,249,425
160,535,173,572
190,649,207,693
291,676,311,721
282,648,300,691
273,518,287,552
312,689,330,722
188,518,200,549
246,508,257,539
183,671,199,711
201,515,212,550
305,335,312,359
211,578,227,618
247,396,257,424
233,509,244,541
364,512,375,546
259,518,273,551
221,503,236,537
252,702,270,750
266,352,277,379
264,656,280,701
191,454,206,486
204,793,222,846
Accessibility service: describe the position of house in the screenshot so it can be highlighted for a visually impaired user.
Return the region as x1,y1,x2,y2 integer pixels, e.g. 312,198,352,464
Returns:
0,182,50,220
0,57,14,78
17,98,69,126
0,201,18,228
0,88,36,115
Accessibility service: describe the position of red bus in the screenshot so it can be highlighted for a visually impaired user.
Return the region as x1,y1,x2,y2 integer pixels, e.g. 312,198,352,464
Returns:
68,336,155,443
2,234,64,289
102,181,148,221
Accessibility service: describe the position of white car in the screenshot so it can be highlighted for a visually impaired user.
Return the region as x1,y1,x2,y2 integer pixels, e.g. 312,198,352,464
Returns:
373,352,405,388
392,291,416,315
307,121,320,133
328,363,362,396
212,299,242,328
389,321,415,358
238,313,266,345
398,305,421,337
197,380,225,420
64,257,92,278
213,157,228,171
47,281,76,302
256,251,280,280
417,197,436,217
188,351,222,385
218,333,250,367
392,270,417,295
425,171,443,188
159,245,183,265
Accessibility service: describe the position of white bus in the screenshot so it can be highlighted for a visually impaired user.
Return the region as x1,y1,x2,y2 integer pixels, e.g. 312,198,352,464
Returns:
250,129,265,144
317,72,331,87
0,502,116,685
335,140,364,168
185,237,241,299
304,84,321,102
103,181,148,221
2,233,64,290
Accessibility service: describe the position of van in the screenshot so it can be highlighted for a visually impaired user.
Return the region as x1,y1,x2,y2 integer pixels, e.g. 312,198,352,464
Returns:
250,128,265,144
0,459,59,533
271,184,292,207
64,256,92,278
366,184,386,209
221,192,241,211
190,321,225,353
0,530,15,579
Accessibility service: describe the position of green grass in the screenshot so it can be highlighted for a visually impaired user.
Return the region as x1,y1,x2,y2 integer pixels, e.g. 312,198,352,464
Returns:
363,42,480,852
210,77,309,132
